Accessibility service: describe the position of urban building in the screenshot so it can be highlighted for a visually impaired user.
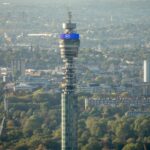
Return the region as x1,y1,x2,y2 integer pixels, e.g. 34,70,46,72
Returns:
11,59,25,79
144,60,150,82
143,60,150,96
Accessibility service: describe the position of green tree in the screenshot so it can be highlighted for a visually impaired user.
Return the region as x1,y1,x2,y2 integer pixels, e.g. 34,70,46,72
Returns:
81,140,102,150
122,143,138,150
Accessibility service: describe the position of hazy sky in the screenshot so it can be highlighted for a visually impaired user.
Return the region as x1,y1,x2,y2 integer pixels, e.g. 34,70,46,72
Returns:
2,0,150,5
1,0,150,24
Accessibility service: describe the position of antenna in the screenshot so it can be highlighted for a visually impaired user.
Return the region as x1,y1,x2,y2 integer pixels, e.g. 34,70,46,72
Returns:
68,11,72,23
66,0,71,22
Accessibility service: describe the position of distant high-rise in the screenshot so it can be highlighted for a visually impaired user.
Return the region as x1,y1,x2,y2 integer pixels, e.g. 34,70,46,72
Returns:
144,60,150,82
143,60,150,96
59,12,80,150
11,59,25,79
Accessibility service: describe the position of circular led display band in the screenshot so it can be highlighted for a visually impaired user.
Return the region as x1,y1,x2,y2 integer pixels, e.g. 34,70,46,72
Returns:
60,33,80,39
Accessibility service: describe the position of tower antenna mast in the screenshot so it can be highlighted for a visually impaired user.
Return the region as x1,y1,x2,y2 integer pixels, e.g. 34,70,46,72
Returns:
68,11,72,23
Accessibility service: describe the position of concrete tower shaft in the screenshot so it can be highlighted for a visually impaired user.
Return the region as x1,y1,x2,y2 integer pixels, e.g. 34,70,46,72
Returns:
59,12,80,150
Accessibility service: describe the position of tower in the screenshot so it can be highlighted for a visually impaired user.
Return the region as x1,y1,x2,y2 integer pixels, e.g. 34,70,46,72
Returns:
59,12,80,150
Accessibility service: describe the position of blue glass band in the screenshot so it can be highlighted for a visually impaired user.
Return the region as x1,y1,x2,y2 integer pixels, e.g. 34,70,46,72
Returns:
60,33,80,39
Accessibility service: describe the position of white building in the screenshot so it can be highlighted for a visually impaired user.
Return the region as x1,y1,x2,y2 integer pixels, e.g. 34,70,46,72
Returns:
144,60,150,82
143,60,150,96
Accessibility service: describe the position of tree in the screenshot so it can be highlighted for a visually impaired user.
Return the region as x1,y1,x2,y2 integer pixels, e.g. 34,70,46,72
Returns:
23,115,43,137
15,143,29,150
122,143,138,150
35,144,47,150
134,117,150,137
81,140,102,150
